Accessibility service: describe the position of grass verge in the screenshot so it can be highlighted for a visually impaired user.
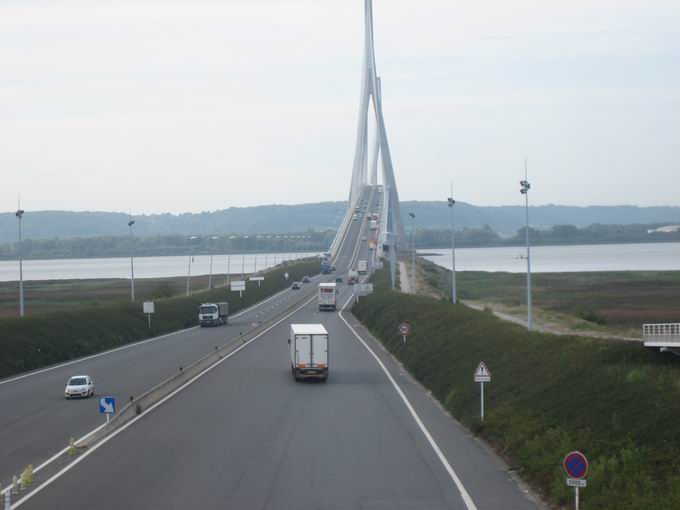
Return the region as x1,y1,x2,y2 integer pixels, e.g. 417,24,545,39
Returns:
0,260,318,379
352,267,680,509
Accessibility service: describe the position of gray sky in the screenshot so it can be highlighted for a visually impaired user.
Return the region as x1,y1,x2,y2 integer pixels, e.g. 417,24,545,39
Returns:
1,0,679,214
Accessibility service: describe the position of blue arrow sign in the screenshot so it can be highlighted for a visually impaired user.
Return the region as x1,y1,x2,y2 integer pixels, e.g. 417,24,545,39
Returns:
99,396,116,414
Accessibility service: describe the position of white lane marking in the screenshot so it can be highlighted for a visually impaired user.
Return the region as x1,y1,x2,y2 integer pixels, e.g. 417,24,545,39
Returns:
0,422,107,497
0,284,291,386
338,294,478,510
12,292,319,509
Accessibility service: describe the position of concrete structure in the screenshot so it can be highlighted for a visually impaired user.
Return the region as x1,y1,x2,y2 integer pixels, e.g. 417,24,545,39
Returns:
348,0,406,244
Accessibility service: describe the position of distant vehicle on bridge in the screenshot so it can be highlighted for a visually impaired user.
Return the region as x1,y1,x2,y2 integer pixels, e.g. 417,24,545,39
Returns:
199,302,229,327
321,259,332,274
347,270,359,285
357,260,368,274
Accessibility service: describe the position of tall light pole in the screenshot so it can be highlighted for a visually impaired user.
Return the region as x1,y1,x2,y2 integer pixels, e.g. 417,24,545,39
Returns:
186,235,198,296
128,214,135,302
15,201,25,317
520,159,533,331
447,185,457,304
208,235,219,289
408,212,416,294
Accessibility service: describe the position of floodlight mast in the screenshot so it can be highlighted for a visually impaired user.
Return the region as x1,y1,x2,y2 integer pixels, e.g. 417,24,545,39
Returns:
520,159,532,331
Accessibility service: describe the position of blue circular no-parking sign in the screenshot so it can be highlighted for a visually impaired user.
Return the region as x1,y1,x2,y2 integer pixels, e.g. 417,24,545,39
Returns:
563,451,589,480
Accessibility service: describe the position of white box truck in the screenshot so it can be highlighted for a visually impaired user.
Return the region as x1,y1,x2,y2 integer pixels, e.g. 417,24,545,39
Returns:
318,282,338,311
198,302,229,327
357,260,368,275
289,324,328,382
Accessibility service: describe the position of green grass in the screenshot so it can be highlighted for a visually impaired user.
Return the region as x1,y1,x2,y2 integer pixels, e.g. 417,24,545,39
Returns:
352,268,680,509
0,260,319,379
420,258,680,330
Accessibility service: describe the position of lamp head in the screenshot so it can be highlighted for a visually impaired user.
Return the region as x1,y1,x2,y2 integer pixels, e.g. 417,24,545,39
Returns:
15,209,24,218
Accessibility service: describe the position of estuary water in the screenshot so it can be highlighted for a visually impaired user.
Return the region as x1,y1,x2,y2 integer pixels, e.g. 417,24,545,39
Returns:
0,252,321,282
421,242,680,273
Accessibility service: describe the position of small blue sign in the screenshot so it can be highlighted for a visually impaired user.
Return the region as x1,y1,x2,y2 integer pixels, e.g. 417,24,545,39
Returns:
99,396,116,414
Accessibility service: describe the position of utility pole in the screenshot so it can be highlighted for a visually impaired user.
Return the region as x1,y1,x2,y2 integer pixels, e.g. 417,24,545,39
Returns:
128,213,135,302
447,183,457,304
520,158,532,331
16,197,25,317
408,212,416,294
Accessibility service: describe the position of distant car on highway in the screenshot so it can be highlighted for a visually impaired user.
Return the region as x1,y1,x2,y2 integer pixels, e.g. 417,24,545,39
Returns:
291,282,301,290
65,375,94,399
335,277,343,283
302,276,310,283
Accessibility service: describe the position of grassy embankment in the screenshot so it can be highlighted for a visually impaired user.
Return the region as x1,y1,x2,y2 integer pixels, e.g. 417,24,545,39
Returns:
352,267,680,509
417,258,680,336
0,260,318,379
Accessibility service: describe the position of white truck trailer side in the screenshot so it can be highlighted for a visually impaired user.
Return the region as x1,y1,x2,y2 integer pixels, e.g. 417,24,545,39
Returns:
318,282,338,311
357,260,368,274
289,324,329,382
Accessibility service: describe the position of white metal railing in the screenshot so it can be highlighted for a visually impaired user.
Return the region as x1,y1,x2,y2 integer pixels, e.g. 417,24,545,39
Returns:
642,323,680,338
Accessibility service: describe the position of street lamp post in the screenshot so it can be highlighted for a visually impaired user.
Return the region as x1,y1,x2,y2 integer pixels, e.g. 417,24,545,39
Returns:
448,187,457,304
128,215,135,302
520,160,533,331
15,204,25,317
408,212,416,294
208,236,219,289
186,236,198,296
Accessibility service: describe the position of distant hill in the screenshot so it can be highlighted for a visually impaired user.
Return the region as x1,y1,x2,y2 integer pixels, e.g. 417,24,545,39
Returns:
1,201,680,244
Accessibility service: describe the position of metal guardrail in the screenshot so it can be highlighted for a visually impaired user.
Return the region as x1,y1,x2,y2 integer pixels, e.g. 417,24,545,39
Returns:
642,323,680,337
642,323,680,350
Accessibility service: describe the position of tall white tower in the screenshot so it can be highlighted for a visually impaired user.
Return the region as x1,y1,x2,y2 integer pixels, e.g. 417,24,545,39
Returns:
349,0,406,242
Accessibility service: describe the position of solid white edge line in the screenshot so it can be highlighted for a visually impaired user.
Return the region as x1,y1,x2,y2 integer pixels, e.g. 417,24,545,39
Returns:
12,292,319,509
0,280,293,386
338,293,479,510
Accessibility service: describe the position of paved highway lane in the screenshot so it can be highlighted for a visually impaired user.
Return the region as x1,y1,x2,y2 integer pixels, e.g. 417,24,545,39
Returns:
16,283,540,510
0,187,373,492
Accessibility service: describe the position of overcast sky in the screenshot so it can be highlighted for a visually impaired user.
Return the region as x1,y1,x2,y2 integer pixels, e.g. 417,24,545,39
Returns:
1,0,679,214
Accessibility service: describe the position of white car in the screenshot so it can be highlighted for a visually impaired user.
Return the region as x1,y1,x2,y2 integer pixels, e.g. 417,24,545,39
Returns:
65,375,94,399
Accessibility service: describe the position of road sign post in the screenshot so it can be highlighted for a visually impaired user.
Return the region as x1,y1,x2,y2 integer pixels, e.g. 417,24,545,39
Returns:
99,396,116,424
231,280,246,298
398,322,411,343
249,276,265,287
563,451,589,510
143,301,155,329
474,362,491,421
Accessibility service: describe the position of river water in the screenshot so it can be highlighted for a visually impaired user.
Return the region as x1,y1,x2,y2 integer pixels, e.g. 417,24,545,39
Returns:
421,242,680,273
0,252,321,282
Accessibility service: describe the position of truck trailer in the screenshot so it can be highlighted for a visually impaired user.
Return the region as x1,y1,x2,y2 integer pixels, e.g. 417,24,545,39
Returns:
198,302,229,326
289,324,329,381
318,282,338,311
357,260,368,274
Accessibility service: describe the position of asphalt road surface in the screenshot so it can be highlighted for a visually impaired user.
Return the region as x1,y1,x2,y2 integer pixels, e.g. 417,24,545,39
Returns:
11,186,540,509
0,187,374,492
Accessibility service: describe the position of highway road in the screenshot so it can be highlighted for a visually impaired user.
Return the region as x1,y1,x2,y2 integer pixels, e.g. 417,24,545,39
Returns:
0,186,374,494
13,196,540,508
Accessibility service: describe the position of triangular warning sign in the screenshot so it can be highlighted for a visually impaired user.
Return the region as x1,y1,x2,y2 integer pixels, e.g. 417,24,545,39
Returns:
474,362,491,381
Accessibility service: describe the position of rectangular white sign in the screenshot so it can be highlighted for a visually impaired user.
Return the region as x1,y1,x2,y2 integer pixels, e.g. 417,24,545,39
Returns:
143,301,155,314
356,284,374,295
231,281,246,291
566,478,587,488
249,276,264,281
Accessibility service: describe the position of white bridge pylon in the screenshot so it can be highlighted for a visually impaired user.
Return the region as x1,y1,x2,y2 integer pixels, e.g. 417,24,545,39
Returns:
349,0,406,243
